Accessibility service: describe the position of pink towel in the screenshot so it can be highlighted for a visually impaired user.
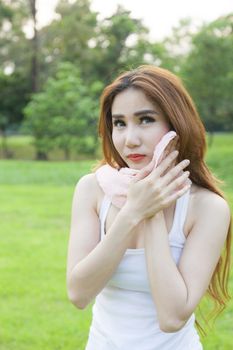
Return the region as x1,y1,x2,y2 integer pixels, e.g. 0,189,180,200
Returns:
96,131,178,208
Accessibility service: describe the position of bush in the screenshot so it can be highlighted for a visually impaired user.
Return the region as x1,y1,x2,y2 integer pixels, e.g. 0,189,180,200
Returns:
23,62,103,160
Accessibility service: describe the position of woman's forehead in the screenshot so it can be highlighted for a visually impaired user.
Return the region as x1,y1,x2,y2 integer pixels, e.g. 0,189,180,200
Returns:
111,88,164,119
112,89,156,112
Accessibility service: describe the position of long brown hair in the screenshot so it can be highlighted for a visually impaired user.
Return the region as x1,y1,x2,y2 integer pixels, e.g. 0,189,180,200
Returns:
96,65,232,335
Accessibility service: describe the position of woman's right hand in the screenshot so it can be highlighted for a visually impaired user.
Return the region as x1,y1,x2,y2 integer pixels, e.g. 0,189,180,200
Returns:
124,150,191,222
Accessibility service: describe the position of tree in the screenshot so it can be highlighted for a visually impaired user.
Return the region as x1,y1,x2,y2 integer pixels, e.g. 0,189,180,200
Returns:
0,70,30,157
88,5,150,83
39,0,97,85
161,18,200,73
23,62,102,160
0,0,41,157
0,0,31,74
40,2,158,85
29,0,39,93
181,14,233,133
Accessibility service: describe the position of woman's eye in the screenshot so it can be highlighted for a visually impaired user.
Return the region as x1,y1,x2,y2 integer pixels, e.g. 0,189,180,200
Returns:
140,116,155,124
113,119,125,128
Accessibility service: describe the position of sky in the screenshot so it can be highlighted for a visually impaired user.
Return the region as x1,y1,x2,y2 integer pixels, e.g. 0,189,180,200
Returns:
37,0,232,40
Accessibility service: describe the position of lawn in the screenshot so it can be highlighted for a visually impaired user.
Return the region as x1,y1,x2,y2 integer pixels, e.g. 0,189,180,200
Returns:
0,133,232,350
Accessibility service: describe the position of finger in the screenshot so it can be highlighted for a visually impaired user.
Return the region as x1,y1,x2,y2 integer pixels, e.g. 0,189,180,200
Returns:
164,182,191,205
132,158,155,182
161,158,190,186
160,152,177,177
147,150,179,180
168,135,179,153
163,171,190,195
157,135,179,165
171,135,179,149
166,136,180,173
166,136,179,162
158,135,180,172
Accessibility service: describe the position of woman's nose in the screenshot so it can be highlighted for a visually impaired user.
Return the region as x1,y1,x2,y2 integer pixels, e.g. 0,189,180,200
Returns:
125,127,141,147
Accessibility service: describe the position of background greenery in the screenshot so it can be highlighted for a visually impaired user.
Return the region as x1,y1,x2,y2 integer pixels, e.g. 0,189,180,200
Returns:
0,133,232,350
0,1,233,161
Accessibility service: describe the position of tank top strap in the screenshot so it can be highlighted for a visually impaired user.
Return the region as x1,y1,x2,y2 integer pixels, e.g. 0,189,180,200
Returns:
99,195,111,241
169,186,191,242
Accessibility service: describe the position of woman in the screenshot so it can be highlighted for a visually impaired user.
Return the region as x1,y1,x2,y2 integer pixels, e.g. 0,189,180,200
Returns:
66,65,232,350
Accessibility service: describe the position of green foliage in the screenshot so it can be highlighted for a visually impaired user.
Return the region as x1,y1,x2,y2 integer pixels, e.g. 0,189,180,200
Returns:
1,0,233,147
0,1,13,20
0,0,37,158
39,0,98,84
160,18,201,73
23,62,102,159
40,2,155,84
88,5,151,83
181,14,233,131
0,70,30,131
0,0,31,73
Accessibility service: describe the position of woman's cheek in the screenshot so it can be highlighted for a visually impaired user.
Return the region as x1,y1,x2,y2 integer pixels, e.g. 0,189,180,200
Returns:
153,127,170,146
112,132,122,153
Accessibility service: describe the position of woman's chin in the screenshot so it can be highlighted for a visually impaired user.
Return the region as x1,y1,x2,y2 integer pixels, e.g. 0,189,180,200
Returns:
126,157,151,170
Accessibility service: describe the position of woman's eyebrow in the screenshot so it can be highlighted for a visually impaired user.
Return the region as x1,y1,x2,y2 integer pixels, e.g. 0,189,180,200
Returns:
112,109,159,119
135,109,159,116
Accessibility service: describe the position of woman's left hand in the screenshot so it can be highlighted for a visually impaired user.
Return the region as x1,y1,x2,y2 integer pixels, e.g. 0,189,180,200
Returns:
133,134,187,183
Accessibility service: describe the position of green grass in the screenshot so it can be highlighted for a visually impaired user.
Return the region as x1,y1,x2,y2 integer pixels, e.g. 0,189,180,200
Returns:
0,133,233,350
0,159,95,185
0,185,93,350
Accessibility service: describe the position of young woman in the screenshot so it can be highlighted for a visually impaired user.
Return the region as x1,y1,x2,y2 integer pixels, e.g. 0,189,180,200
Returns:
66,65,232,350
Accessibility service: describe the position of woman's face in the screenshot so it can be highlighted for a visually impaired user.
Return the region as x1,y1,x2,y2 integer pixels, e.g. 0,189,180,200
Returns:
111,88,170,170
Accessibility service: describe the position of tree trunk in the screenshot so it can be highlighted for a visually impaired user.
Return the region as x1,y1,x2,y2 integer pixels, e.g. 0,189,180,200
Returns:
36,150,48,160
29,0,39,93
0,129,13,159
64,148,70,160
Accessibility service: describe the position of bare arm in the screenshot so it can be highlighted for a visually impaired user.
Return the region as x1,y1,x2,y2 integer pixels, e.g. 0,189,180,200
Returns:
66,174,139,309
144,194,231,332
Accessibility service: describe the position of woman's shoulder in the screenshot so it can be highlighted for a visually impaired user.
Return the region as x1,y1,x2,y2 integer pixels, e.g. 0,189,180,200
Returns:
191,183,229,206
75,172,104,213
190,183,231,224
75,173,94,194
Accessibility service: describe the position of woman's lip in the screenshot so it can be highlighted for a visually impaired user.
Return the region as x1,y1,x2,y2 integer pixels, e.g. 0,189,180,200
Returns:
127,155,146,162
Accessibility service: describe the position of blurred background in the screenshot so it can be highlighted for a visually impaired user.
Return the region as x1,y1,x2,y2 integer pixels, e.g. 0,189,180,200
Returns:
0,0,232,349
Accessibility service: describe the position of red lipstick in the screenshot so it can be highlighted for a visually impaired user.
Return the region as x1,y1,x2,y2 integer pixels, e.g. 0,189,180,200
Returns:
127,154,146,162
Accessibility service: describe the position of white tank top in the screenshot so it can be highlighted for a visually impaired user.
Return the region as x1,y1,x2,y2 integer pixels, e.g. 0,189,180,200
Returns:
85,188,203,350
